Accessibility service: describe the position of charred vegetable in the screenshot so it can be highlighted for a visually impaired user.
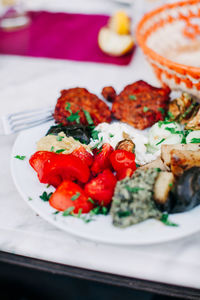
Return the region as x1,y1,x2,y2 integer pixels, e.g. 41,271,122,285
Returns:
153,172,175,212
46,124,93,145
170,167,200,213
115,139,135,153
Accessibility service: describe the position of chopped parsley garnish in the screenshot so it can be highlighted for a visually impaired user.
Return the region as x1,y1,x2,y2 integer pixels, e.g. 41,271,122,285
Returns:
166,111,175,120
143,106,149,112
169,183,173,187
71,192,81,201
39,191,53,202
77,208,82,218
90,206,108,216
129,95,137,100
145,143,158,154
50,146,55,152
14,155,26,160
136,163,140,168
156,138,165,146
65,102,72,114
109,133,114,138
63,206,75,216
91,130,99,140
158,120,174,128
83,109,94,125
96,147,102,155
67,111,80,124
160,213,178,227
118,211,131,218
88,197,95,204
56,135,64,141
158,107,165,115
165,127,183,135
28,197,32,201
53,211,60,215
125,186,144,193
190,138,200,143
55,149,65,153
46,184,51,188
92,136,103,149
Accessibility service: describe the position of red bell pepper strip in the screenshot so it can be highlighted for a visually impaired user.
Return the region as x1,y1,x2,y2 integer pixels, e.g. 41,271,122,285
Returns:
71,146,93,167
91,143,114,175
29,151,90,187
49,180,94,213
84,169,117,206
110,149,136,172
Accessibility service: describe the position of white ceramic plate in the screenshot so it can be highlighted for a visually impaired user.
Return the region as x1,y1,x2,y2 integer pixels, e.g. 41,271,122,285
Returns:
10,120,200,245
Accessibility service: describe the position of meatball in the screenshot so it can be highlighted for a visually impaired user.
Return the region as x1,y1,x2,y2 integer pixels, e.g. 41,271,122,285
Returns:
54,88,111,126
101,86,116,102
112,80,170,130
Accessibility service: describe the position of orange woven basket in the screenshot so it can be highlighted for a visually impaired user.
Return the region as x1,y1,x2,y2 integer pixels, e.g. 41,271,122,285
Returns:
136,0,200,98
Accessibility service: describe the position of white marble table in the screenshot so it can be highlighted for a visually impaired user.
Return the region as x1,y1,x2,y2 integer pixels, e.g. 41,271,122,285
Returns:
1,0,200,297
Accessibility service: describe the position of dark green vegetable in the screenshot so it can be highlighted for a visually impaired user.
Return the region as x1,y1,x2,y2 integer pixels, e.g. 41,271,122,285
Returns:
170,167,200,213
46,124,93,145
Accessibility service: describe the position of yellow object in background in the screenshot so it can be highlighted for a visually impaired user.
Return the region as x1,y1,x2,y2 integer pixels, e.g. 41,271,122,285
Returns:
109,11,131,35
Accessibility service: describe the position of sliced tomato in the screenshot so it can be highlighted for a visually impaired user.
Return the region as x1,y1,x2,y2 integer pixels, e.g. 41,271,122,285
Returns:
49,180,94,213
29,151,90,187
84,169,117,206
91,143,114,175
72,146,93,167
110,149,136,172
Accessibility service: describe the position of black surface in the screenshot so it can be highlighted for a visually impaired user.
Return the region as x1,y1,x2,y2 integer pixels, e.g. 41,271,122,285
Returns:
0,251,199,300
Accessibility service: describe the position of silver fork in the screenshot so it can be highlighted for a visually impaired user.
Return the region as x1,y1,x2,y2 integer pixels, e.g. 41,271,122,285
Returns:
1,106,54,135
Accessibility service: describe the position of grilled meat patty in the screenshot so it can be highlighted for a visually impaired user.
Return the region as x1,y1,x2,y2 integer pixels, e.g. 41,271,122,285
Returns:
112,80,170,130
54,88,111,126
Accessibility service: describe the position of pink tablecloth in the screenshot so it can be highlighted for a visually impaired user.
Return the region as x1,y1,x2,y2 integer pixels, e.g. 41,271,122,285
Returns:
0,11,134,65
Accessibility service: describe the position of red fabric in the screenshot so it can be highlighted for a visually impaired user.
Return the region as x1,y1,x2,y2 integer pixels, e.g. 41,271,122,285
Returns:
0,11,134,65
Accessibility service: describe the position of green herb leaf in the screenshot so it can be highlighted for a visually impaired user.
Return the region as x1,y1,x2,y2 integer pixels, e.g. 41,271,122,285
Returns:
136,163,140,168
28,197,32,201
88,197,95,204
165,111,175,120
71,192,81,201
168,183,173,187
129,95,137,100
39,191,53,202
109,133,114,138
63,206,75,216
190,138,200,143
125,186,144,193
55,149,65,153
158,107,165,115
102,206,108,215
160,213,178,227
156,138,166,146
46,184,51,188
14,155,26,160
77,208,82,218
165,127,183,135
56,135,64,141
92,136,103,150
145,143,158,154
143,106,149,112
53,211,60,215
118,211,131,218
91,130,99,140
50,146,55,152
83,109,94,125
65,102,72,114
67,111,80,124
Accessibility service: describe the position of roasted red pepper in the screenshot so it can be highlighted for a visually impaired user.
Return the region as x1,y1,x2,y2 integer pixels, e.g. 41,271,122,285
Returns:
91,143,114,175
72,146,93,167
29,151,90,187
49,180,94,213
110,149,136,172
117,167,134,180
84,169,117,206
